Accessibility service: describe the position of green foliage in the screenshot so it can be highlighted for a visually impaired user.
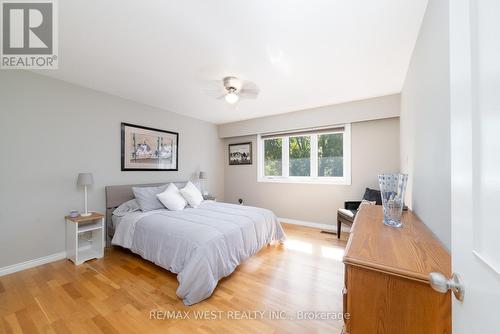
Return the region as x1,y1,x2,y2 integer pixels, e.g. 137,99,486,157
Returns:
318,133,343,176
289,136,311,176
264,138,282,176
263,133,344,178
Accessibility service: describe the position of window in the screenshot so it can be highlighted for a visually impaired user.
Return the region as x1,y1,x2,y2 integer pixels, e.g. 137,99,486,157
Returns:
318,133,343,177
258,124,351,184
264,138,282,176
289,136,311,176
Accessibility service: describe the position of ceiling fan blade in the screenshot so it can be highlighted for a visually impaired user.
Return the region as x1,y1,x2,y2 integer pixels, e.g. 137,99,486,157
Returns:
241,80,258,90
202,78,227,98
239,80,259,99
203,88,226,99
239,89,259,99
200,80,226,97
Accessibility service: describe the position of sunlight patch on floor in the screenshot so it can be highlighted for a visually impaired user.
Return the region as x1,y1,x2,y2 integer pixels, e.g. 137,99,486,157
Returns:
321,246,345,261
283,239,345,261
283,240,313,254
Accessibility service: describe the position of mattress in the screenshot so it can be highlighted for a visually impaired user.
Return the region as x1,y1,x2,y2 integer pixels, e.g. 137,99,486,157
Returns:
111,201,286,305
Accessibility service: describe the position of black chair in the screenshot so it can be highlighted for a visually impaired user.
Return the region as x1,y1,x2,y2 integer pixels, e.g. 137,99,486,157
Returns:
337,188,382,239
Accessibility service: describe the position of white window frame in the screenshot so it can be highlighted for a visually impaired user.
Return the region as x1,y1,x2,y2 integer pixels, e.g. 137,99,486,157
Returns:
257,124,351,185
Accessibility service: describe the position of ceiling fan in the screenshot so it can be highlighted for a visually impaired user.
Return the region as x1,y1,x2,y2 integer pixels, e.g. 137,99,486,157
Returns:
204,76,259,104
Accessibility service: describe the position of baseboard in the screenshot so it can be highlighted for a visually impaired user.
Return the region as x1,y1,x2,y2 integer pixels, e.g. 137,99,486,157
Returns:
279,217,351,233
0,251,67,277
0,220,345,277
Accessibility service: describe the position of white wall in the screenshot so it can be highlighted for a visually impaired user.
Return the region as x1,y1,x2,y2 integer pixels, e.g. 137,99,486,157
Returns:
224,117,400,225
0,71,224,268
400,0,451,249
218,94,400,138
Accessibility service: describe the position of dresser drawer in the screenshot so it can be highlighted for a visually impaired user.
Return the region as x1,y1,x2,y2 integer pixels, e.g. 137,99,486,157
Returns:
342,206,451,334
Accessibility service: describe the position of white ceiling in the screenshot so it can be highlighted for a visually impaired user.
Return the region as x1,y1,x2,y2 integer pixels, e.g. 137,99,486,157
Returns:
38,0,427,124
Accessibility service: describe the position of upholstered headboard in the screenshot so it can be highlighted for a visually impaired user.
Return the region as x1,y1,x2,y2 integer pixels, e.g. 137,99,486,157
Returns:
105,180,200,245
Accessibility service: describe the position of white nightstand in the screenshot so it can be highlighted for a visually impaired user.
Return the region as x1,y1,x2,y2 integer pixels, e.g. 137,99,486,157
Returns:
65,212,105,265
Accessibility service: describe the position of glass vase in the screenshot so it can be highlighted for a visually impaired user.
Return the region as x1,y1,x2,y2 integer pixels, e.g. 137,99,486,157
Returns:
378,173,408,228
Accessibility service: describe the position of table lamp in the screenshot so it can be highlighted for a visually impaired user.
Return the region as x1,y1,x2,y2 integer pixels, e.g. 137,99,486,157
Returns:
199,171,207,196
77,172,94,217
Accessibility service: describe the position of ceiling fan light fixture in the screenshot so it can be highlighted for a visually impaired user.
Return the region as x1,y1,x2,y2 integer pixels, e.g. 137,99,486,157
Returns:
225,91,239,104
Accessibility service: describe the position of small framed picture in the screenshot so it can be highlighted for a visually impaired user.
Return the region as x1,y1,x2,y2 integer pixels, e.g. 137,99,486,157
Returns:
121,123,179,171
229,142,252,165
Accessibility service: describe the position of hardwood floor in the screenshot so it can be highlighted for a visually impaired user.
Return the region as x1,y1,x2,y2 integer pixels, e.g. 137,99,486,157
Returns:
0,224,348,334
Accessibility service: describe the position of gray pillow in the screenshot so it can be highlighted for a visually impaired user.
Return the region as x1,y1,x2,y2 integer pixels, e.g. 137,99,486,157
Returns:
363,187,382,205
112,199,140,217
132,184,168,211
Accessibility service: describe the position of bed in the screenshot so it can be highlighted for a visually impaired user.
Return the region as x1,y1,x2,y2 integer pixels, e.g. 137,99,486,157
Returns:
105,181,286,305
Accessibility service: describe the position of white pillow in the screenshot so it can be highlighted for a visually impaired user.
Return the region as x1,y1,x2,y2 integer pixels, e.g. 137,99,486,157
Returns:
156,183,187,211
180,181,204,208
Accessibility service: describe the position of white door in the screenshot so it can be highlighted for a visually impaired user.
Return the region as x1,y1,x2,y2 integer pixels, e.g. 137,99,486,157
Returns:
449,0,500,332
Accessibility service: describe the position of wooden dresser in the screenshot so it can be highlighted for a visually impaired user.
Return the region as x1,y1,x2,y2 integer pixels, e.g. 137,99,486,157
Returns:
342,205,451,334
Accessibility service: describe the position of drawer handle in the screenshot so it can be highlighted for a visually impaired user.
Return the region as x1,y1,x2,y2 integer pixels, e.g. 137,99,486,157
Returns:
429,272,464,301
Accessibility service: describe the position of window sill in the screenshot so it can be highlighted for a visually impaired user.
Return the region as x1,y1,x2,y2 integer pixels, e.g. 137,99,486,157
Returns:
257,177,351,185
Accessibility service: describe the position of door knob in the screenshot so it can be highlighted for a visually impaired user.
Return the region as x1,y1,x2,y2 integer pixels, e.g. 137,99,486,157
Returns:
429,272,465,301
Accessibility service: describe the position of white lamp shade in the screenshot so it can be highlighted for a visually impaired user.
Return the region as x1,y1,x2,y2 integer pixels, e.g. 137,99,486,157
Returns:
77,173,94,186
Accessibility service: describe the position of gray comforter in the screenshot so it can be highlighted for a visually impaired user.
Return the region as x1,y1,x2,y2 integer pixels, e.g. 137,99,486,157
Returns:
112,201,286,305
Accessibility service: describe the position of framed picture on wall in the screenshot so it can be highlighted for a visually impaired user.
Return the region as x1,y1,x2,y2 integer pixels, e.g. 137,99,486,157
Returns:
229,142,252,165
121,122,179,171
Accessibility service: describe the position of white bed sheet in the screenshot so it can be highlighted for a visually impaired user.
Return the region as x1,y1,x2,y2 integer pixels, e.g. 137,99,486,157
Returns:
112,201,286,305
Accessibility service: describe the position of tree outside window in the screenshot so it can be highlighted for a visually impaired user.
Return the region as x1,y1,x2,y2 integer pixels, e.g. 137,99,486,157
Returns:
318,133,343,177
289,136,311,176
259,125,350,184
264,138,282,176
